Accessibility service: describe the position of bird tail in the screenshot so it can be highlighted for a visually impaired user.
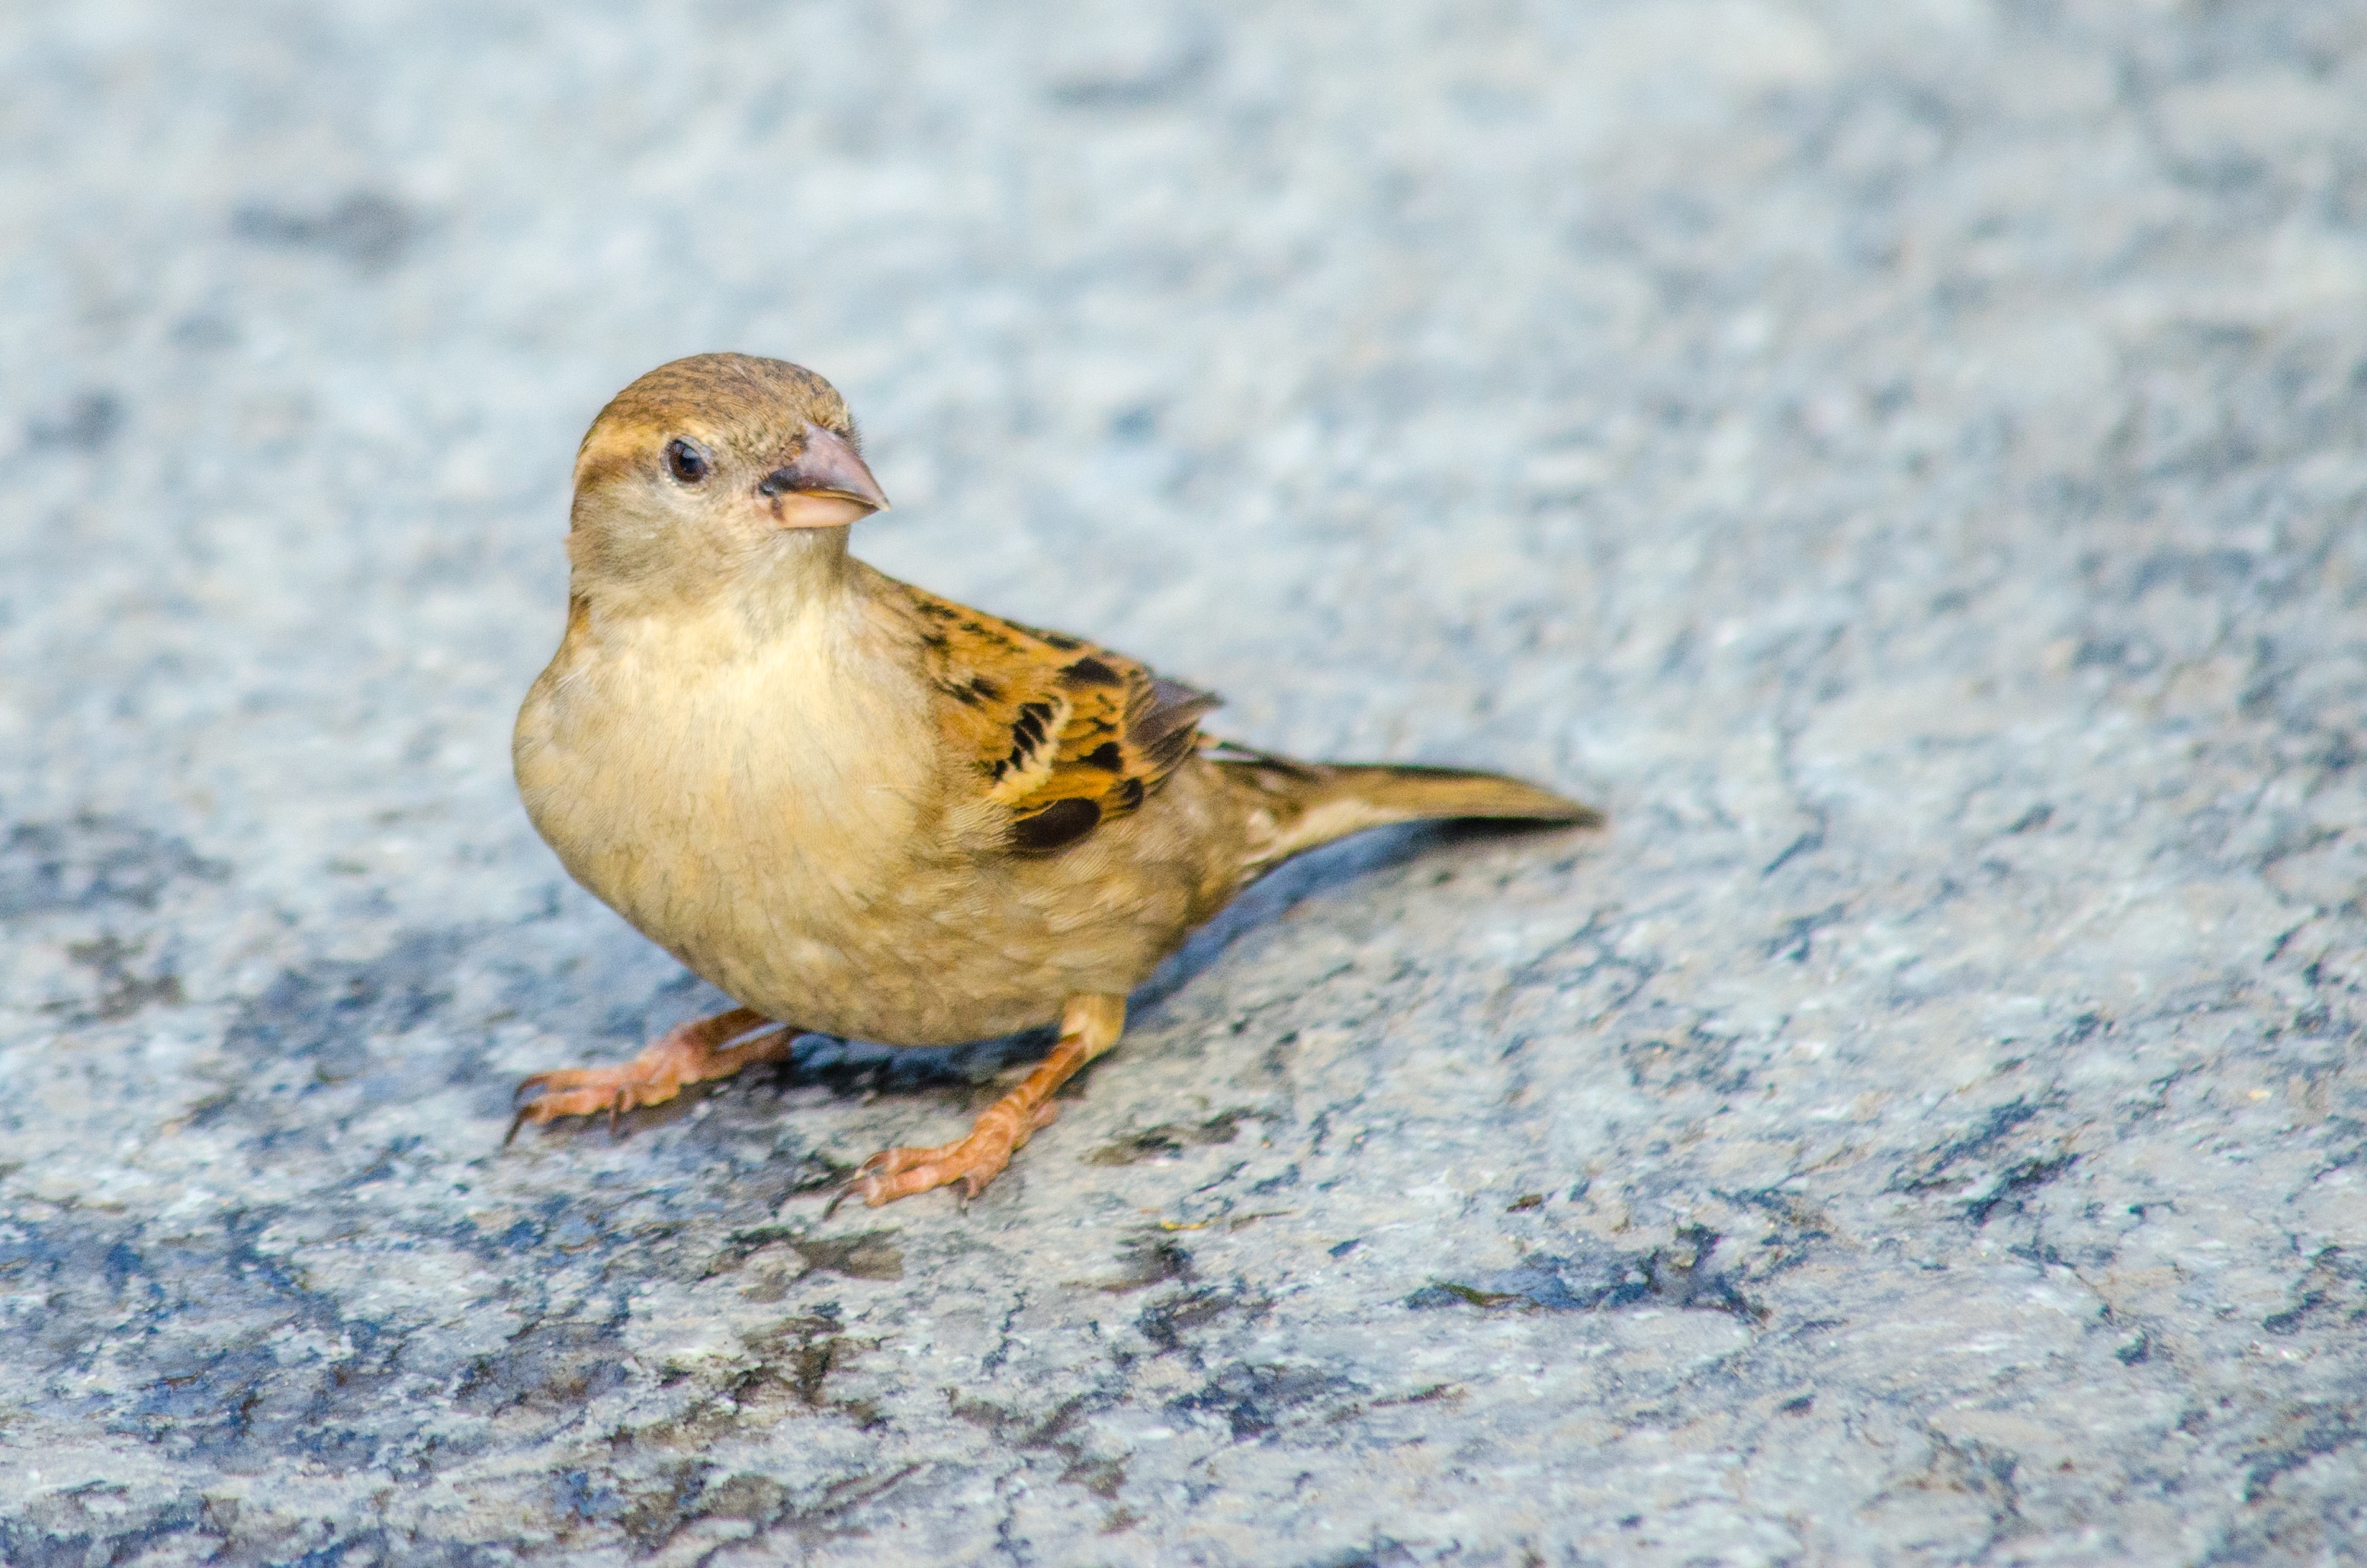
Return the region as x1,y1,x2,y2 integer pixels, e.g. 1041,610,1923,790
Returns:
1209,742,1600,876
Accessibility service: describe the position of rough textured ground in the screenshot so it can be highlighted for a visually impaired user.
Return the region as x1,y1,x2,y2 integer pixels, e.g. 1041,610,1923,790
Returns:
5,2,2366,1563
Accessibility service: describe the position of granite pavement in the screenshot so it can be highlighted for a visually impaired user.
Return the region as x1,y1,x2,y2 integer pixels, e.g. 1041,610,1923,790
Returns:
4,2,2367,1562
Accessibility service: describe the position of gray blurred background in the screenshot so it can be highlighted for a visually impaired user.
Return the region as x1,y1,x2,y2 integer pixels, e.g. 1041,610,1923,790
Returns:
4,3,2365,1563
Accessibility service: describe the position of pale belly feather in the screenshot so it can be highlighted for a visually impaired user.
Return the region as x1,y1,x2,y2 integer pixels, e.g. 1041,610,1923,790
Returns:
514,603,1234,1044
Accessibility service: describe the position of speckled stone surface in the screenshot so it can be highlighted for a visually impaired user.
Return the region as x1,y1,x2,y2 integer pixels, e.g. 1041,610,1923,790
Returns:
5,2,2367,1563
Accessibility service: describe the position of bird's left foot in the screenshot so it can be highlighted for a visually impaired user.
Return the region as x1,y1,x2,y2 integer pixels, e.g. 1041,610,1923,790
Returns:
847,1099,1062,1206
839,993,1126,1207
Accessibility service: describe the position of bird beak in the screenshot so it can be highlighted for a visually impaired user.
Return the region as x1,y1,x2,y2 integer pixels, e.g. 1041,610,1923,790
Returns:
756,424,891,530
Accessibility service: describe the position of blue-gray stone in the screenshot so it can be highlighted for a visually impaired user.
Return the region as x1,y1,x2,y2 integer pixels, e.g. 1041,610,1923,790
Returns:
5,2,2365,1562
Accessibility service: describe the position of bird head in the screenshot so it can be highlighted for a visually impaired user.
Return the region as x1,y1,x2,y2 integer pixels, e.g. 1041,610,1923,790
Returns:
566,353,889,602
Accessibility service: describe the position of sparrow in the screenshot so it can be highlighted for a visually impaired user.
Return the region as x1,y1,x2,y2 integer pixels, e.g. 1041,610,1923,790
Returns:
508,352,1600,1207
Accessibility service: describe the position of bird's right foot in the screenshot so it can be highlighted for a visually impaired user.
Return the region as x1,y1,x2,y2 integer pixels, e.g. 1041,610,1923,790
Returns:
507,1006,788,1140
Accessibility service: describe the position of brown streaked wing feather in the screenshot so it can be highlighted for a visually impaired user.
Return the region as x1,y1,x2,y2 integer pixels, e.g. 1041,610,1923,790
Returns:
899,584,1220,853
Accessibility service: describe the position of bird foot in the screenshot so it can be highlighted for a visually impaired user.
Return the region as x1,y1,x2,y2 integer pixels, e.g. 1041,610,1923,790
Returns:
832,994,1127,1209
843,1100,1062,1207
507,1007,782,1141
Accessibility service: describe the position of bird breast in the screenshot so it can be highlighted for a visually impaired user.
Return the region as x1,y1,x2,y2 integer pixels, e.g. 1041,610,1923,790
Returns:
513,596,939,1004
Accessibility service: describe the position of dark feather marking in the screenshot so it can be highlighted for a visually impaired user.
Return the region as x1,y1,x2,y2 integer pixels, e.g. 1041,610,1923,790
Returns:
1061,655,1122,686
905,582,1217,829
1012,701,1055,749
959,619,1019,649
1012,797,1101,852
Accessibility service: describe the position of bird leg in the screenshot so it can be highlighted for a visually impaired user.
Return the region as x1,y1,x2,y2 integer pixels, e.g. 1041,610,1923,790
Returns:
508,1006,789,1140
845,993,1126,1207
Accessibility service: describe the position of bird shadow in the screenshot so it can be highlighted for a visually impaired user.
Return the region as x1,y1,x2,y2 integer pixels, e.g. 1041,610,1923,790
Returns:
751,818,1569,1100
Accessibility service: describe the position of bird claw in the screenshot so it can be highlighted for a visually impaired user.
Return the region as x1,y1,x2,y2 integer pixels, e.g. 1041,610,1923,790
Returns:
499,1010,786,1149
835,1143,1002,1209
502,1061,680,1143
837,1101,1061,1208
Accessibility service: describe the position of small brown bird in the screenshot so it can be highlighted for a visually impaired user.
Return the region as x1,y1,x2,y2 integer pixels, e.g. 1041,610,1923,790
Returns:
509,353,1598,1206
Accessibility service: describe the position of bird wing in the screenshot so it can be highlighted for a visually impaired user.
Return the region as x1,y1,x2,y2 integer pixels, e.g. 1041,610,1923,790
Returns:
898,583,1220,853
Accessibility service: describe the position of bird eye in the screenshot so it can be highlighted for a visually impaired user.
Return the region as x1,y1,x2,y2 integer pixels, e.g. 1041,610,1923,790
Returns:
664,438,711,484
